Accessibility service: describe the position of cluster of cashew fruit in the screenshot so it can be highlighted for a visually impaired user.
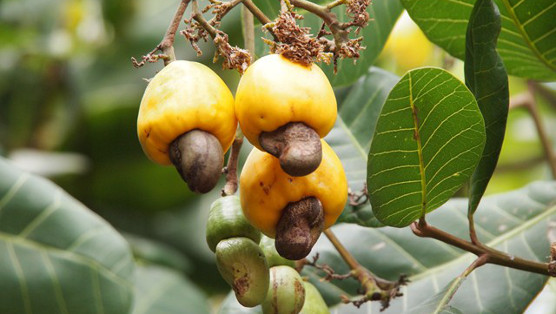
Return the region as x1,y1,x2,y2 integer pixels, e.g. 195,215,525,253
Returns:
137,53,347,312
206,196,329,312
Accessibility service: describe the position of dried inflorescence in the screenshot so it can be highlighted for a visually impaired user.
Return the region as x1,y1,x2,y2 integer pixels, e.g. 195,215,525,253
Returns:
345,0,372,34
214,33,252,74
181,5,252,73
265,10,331,66
181,19,209,56
131,49,170,68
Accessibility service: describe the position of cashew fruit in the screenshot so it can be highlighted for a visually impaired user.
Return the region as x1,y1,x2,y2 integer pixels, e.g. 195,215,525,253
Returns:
259,235,295,268
262,265,305,314
240,140,347,259
137,60,236,192
206,196,261,253
216,237,269,307
234,54,337,176
300,281,329,314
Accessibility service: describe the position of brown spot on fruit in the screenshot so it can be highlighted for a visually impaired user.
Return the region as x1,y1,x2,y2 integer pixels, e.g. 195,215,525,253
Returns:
233,273,250,297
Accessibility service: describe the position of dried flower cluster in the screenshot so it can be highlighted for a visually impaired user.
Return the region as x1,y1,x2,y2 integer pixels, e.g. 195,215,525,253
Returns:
265,11,331,66
181,0,252,73
214,33,251,74
345,0,372,33
132,0,373,72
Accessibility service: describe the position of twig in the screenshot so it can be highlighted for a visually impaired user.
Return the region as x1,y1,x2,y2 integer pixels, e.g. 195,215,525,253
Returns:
510,86,556,178
411,218,553,276
242,0,273,25
323,230,408,310
191,0,219,38
221,131,244,196
529,81,556,111
131,0,190,67
468,213,480,245
242,4,256,56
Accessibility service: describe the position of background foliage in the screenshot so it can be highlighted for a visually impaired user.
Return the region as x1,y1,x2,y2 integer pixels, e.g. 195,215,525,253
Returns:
1,0,555,313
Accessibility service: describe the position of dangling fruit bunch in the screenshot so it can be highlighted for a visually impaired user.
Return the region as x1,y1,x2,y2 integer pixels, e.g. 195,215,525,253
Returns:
235,54,348,260
136,53,347,312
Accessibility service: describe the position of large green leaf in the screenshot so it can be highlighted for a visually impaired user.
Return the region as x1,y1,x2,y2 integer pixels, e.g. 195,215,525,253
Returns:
368,67,486,227
254,0,404,87
0,157,135,313
401,0,556,81
326,67,400,227
465,0,509,214
217,181,556,313
132,264,210,314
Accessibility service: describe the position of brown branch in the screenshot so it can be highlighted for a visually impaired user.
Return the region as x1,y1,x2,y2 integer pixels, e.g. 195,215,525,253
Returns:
468,213,480,245
529,81,556,111
323,229,408,310
131,0,190,67
242,4,256,56
221,132,243,196
242,0,272,25
411,218,553,276
510,86,556,178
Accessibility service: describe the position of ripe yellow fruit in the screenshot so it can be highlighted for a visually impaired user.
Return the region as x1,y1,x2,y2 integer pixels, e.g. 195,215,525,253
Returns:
382,13,434,72
239,140,347,238
137,60,236,165
234,54,337,151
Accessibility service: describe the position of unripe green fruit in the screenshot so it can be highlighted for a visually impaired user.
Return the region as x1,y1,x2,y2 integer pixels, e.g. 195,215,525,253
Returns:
206,196,261,252
262,266,305,314
216,237,270,307
259,235,295,268
300,282,329,314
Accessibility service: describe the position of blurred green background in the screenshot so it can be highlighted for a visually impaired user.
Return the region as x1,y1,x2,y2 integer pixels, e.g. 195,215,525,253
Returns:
1,0,555,311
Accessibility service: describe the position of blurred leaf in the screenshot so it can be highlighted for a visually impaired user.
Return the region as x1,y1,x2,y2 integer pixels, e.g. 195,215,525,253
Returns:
368,67,485,227
255,0,404,87
406,278,466,314
125,233,193,273
0,157,134,314
310,181,556,313
465,0,509,214
327,67,399,227
132,264,210,314
218,292,261,313
401,0,556,81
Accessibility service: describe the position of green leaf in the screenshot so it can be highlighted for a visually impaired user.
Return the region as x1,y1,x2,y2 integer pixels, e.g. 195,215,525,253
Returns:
132,264,210,314
125,233,193,273
326,67,400,227
307,181,556,312
368,67,486,227
255,0,404,87
401,0,556,81
0,157,134,314
465,0,509,215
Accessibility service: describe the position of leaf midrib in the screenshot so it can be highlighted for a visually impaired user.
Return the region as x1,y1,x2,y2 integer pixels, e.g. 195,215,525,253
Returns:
408,72,428,217
500,0,556,72
0,231,132,289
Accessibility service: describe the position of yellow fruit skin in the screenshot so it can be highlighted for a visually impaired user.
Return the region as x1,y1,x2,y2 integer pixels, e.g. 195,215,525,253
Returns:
240,140,347,237
234,54,337,150
137,61,236,165
382,21,434,71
